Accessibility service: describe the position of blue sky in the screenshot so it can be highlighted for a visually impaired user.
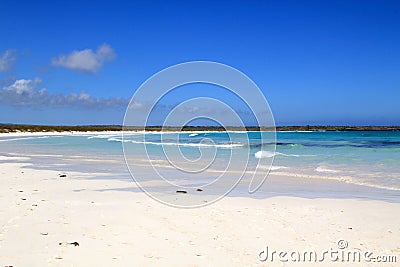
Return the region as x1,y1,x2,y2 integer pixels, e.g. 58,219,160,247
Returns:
0,0,399,126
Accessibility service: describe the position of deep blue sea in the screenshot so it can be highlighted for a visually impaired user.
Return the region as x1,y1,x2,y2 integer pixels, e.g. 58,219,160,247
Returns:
1,131,400,202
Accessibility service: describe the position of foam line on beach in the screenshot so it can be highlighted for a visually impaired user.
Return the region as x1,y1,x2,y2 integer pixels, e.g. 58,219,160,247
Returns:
269,171,400,191
0,155,31,161
315,166,338,173
0,136,50,142
87,134,121,139
255,150,316,158
108,138,244,148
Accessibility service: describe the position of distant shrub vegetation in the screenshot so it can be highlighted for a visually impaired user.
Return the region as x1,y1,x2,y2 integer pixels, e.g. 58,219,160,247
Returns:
0,124,399,133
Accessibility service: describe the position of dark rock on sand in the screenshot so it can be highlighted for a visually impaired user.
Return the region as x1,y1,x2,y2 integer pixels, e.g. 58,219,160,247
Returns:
59,241,80,247
196,188,203,192
176,190,187,194
59,174,67,178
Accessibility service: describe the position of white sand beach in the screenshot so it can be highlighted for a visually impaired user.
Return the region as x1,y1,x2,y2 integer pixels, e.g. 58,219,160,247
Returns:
0,156,399,266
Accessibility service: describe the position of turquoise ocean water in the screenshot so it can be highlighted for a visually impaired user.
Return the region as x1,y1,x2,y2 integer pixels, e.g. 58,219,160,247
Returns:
1,131,399,202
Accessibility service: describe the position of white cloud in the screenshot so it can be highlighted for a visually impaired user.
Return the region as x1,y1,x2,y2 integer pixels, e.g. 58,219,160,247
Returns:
51,44,116,73
4,78,42,94
0,78,128,109
0,49,17,72
127,101,144,110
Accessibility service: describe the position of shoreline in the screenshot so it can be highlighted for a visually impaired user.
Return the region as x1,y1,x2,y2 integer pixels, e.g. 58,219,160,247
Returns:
0,156,399,266
1,125,400,134
3,151,398,200
2,150,400,203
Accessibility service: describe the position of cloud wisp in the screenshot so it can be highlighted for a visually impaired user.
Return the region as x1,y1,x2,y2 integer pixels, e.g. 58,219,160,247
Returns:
0,49,17,72
0,78,128,110
51,44,116,73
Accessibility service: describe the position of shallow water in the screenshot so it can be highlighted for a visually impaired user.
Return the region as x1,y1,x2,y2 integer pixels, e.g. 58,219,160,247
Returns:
1,131,399,202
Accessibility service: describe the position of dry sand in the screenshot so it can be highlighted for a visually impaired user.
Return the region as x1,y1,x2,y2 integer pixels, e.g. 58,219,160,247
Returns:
0,157,399,266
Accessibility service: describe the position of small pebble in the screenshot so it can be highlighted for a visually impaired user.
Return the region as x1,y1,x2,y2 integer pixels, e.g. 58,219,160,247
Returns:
59,241,79,247
176,190,187,194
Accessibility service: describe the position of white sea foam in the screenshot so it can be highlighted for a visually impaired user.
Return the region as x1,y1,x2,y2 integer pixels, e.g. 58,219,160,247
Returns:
189,133,199,137
255,151,275,158
270,165,288,171
0,136,50,142
0,155,31,161
270,171,400,191
107,137,130,143
276,152,317,157
255,150,315,158
108,138,243,148
258,165,288,171
315,166,338,173
88,134,120,139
